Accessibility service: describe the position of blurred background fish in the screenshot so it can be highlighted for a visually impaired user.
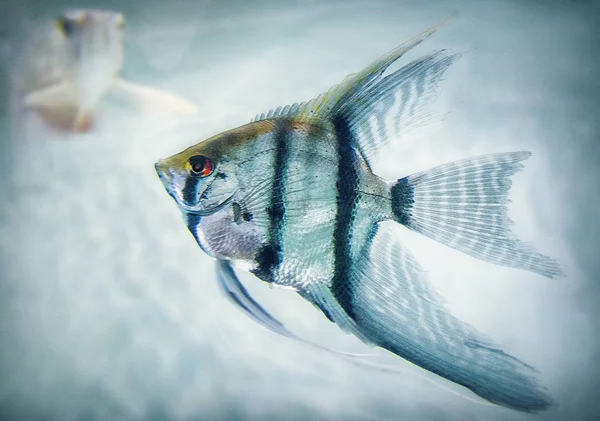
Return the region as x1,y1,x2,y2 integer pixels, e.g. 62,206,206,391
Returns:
12,8,199,133
0,0,599,421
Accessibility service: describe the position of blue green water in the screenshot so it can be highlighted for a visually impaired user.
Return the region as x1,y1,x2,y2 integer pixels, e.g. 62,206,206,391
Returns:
1,1,599,420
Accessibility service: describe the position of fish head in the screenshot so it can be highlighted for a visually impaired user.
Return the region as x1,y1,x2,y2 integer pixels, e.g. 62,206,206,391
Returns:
56,9,126,100
156,120,289,260
156,121,279,216
154,130,248,217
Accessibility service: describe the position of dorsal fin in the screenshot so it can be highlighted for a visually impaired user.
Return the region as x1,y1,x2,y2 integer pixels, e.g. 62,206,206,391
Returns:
250,15,458,164
251,15,454,123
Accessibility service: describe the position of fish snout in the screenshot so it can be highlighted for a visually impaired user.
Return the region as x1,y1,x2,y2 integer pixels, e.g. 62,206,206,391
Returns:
155,160,172,190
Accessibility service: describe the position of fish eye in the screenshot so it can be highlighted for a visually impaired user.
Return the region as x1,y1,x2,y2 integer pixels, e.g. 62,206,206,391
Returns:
188,155,213,177
57,17,75,37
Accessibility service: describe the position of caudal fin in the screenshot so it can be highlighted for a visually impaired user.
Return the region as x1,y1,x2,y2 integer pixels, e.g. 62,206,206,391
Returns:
390,152,564,278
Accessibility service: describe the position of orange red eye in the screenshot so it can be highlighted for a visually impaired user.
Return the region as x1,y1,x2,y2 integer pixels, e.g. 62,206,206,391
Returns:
189,155,213,177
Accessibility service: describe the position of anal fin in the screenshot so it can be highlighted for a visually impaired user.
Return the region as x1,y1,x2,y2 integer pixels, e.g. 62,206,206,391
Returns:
299,225,552,412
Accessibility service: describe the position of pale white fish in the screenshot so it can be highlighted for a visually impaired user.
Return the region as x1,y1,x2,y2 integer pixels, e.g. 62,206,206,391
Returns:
21,9,199,133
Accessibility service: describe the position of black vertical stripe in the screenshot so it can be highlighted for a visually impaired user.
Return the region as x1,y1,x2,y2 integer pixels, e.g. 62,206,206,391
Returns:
182,176,200,206
331,114,360,321
390,176,414,226
252,120,291,282
185,213,203,247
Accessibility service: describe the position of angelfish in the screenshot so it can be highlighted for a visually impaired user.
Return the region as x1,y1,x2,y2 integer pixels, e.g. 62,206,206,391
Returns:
23,9,199,132
155,20,563,412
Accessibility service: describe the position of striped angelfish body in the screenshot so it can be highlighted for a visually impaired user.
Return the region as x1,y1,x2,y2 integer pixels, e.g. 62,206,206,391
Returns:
156,17,564,413
179,117,390,293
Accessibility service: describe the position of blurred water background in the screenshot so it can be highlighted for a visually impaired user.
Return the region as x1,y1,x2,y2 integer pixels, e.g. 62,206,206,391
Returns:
0,0,599,420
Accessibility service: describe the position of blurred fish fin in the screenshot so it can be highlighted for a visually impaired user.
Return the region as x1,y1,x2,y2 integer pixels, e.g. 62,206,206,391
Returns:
72,109,95,133
23,81,90,133
389,152,565,278
112,78,199,115
301,225,553,412
23,80,76,109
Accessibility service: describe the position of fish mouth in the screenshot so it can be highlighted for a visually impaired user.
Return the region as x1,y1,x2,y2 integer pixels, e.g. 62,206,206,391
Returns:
155,160,175,195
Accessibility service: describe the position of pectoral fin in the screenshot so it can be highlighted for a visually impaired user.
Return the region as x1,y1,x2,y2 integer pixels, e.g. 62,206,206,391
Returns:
23,81,76,109
112,78,199,114
23,81,92,133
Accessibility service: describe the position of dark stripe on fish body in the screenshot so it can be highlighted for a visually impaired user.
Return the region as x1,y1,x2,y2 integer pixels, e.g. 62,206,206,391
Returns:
252,119,291,282
390,176,414,226
182,176,200,206
331,114,360,321
186,213,202,243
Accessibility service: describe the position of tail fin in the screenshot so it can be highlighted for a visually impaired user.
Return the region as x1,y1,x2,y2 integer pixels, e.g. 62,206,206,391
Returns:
390,152,563,278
